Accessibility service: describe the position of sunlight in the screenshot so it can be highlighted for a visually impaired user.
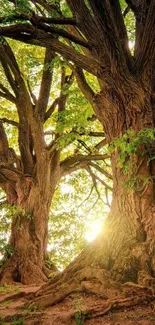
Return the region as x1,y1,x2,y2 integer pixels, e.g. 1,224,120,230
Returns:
85,219,104,242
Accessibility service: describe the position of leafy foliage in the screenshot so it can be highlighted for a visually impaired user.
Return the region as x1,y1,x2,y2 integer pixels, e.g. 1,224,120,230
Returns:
0,0,113,272
48,169,110,269
110,128,155,190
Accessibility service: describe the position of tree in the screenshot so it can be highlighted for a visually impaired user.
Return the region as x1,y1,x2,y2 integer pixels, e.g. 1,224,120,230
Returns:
0,0,155,309
0,37,110,284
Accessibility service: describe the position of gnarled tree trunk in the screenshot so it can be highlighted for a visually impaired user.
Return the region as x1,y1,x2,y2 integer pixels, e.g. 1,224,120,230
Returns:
29,85,155,308
0,155,60,285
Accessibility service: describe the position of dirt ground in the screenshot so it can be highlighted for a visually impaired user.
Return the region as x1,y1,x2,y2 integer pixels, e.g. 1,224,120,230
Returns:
0,284,155,325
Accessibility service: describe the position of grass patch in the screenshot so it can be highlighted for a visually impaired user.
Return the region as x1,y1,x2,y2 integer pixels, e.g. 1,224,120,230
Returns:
0,316,25,325
0,299,13,307
0,284,20,294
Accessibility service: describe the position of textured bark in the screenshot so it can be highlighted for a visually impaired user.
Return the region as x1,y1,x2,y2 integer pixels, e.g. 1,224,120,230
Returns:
28,82,155,308
0,41,105,285
0,152,60,284
28,153,155,308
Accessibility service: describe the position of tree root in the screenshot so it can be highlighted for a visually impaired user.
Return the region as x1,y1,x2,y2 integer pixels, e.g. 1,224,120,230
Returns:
85,293,155,320
26,265,155,314
26,268,128,309
0,256,48,285
27,268,110,309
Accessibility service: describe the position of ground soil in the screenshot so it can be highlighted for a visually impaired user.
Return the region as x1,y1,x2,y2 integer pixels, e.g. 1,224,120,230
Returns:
0,284,155,325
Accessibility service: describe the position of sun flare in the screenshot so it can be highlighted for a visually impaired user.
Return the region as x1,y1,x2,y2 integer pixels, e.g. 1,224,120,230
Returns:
85,219,104,242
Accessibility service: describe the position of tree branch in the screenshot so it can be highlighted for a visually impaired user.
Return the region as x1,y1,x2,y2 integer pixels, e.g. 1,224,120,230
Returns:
27,79,37,105
85,164,101,198
87,0,132,70
61,153,109,176
36,48,55,119
0,167,21,182
0,24,101,76
95,139,107,151
134,0,155,78
66,0,99,45
0,118,18,128
44,98,59,122
31,21,90,48
77,140,92,153
86,164,113,191
123,6,130,18
0,40,36,174
73,67,95,106
0,83,16,103
74,131,105,137
0,121,9,160
125,0,141,13
32,0,61,14
0,14,77,26
89,162,113,180
0,46,17,95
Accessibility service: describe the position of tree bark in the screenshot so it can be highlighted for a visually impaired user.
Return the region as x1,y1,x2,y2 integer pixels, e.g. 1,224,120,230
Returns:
0,156,60,285
29,153,155,309
28,84,155,308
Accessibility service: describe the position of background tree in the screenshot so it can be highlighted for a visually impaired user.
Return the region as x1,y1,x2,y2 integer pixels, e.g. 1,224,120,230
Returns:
0,37,110,284
0,0,155,309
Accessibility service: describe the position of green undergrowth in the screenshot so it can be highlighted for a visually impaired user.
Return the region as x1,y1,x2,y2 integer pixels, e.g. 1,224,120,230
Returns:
0,284,20,294
73,298,87,325
0,299,13,307
0,316,25,325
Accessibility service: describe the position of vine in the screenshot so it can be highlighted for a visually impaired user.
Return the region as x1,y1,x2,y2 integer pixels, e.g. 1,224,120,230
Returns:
109,128,155,191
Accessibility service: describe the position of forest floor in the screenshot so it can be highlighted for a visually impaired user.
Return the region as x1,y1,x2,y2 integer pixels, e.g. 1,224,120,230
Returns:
0,284,155,325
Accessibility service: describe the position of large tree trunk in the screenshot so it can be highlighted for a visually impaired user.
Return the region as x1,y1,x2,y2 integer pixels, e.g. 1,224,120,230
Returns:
29,154,155,308
28,86,155,308
0,155,60,285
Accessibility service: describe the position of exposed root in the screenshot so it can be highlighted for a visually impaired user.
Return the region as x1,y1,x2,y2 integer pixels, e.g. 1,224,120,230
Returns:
84,293,155,320
26,267,123,309
0,256,48,285
22,239,155,315
28,286,82,310
26,264,155,315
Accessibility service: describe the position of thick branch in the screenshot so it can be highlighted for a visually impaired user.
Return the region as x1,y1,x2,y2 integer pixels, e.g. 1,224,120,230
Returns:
0,167,21,182
87,0,132,70
61,153,109,176
134,0,155,78
36,48,55,119
0,24,101,76
44,98,59,122
95,139,107,150
74,67,95,106
31,22,90,48
0,47,17,95
125,0,141,13
0,14,77,25
0,121,9,159
66,0,99,45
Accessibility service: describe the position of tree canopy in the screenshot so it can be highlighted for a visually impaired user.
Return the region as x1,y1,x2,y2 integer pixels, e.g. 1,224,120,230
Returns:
0,20,112,277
